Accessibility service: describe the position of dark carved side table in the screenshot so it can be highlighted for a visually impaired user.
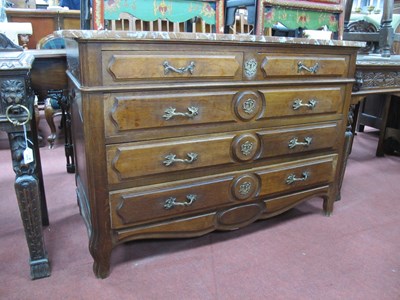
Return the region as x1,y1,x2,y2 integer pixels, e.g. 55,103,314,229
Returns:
0,34,51,279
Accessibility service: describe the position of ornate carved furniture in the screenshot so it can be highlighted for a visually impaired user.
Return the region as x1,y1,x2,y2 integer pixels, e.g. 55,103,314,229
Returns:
44,89,75,173
343,0,400,57
256,0,345,38
351,55,400,156
343,1,400,156
59,29,361,278
0,33,50,279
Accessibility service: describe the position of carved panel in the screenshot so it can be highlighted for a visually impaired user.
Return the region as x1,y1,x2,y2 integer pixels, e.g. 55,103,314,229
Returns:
0,79,26,112
233,91,263,121
231,173,260,200
356,70,400,89
8,132,35,175
216,202,265,230
231,133,260,161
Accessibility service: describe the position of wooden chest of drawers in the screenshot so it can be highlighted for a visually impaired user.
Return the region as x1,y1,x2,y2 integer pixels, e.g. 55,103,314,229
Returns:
60,30,361,278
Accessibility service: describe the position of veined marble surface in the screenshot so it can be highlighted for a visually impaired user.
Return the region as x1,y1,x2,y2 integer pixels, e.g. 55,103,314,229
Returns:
357,54,400,66
56,30,365,48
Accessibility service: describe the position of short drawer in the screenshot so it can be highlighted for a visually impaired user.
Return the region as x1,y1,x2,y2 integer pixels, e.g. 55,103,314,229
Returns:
109,155,337,228
259,86,344,118
257,54,349,78
106,122,339,184
104,86,344,139
103,51,243,84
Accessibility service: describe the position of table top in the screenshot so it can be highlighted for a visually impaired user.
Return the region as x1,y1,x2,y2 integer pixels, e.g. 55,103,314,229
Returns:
56,29,365,48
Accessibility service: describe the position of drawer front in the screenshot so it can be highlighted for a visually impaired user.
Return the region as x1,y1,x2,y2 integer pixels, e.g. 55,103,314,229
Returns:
106,123,339,184
103,51,243,84
258,54,348,78
104,90,240,137
109,155,337,228
260,87,344,118
104,86,343,138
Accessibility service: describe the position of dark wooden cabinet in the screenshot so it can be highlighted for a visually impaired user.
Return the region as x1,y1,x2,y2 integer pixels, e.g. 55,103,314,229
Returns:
0,34,50,279
60,30,360,278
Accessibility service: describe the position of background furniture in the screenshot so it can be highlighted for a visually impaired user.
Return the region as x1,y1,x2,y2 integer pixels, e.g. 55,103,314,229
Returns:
93,0,225,33
343,0,400,57
0,33,50,279
5,8,80,49
59,30,360,278
108,11,215,33
343,0,400,156
351,55,400,156
0,22,32,48
27,48,75,171
256,0,345,38
225,0,257,34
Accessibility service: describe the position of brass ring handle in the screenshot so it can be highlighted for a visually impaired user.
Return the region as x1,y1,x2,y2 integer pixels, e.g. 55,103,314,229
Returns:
163,152,198,167
5,104,31,126
288,137,313,149
286,172,309,184
297,61,319,74
163,61,195,75
163,106,199,120
292,99,317,110
164,194,197,210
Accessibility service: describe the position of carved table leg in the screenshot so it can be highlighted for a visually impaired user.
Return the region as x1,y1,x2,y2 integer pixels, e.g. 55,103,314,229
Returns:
8,132,51,279
376,94,392,157
44,97,60,149
59,94,75,173
31,110,49,226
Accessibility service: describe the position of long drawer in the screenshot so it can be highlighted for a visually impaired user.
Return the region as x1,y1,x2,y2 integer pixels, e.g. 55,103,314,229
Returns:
106,122,340,184
109,155,337,229
103,51,243,84
104,86,344,139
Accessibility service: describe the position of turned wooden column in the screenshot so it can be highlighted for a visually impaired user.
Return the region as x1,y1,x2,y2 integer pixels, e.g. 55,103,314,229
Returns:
0,34,50,279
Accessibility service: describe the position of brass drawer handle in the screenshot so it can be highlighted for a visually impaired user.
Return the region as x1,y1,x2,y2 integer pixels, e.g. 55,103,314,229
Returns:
288,137,313,149
164,194,197,209
163,106,199,120
292,99,317,110
163,61,195,75
5,104,31,126
297,61,319,74
163,152,198,166
286,172,309,184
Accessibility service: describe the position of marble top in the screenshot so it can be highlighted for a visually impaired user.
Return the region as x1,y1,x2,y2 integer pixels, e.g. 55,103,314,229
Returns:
56,30,365,48
356,54,400,66
0,50,34,71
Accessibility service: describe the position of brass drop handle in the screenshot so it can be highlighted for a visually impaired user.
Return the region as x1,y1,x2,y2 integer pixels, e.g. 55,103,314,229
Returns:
164,194,197,209
163,152,198,166
286,172,309,184
292,99,317,110
297,61,319,74
163,61,195,75
288,137,313,149
163,106,199,120
5,104,31,126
